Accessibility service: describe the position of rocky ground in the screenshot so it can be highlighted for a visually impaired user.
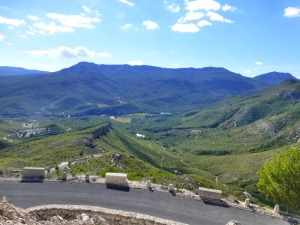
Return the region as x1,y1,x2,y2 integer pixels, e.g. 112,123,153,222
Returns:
80,176,281,218
0,197,109,225
0,197,244,225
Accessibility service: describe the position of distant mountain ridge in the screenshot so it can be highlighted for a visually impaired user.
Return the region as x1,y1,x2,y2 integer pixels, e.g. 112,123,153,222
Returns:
60,62,239,77
0,66,48,76
0,62,296,116
253,72,297,85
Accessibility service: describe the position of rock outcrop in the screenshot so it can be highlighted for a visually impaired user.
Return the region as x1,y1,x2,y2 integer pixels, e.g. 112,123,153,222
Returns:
0,197,108,225
0,197,186,225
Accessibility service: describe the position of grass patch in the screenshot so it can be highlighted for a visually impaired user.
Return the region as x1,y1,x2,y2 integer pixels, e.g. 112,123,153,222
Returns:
112,117,132,123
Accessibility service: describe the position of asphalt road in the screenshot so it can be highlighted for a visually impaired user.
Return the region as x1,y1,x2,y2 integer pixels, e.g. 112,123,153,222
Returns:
0,180,289,225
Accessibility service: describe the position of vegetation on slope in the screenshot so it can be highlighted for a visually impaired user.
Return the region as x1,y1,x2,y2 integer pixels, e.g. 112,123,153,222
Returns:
1,79,300,211
0,62,273,116
258,147,300,213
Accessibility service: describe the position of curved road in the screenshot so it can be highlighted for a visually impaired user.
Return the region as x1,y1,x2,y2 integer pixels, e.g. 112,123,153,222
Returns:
0,180,289,225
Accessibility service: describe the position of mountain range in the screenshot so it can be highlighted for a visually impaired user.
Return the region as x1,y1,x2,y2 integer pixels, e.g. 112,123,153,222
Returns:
0,66,47,76
0,62,297,116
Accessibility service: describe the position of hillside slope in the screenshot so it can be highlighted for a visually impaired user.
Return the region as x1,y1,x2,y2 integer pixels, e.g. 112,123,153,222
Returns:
179,80,300,151
112,81,300,194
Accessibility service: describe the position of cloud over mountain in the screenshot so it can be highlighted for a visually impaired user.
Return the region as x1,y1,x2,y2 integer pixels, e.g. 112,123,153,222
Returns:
27,46,111,59
170,0,235,33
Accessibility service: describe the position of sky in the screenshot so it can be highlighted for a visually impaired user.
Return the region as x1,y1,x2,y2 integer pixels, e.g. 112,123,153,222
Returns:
0,0,300,77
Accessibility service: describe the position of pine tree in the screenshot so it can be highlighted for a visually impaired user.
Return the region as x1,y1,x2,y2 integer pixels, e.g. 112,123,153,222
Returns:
257,147,300,213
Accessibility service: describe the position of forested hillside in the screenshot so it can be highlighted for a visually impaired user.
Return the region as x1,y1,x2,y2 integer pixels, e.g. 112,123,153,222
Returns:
1,62,291,116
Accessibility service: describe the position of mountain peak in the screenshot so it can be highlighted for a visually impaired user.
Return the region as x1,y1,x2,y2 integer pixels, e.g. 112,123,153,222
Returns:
253,72,297,85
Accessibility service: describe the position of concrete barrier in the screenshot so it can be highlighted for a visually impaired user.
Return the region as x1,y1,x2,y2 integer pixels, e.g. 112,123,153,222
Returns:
85,174,90,183
244,198,250,207
198,187,222,199
23,167,45,179
146,180,152,189
273,204,280,214
62,172,67,181
168,184,174,192
105,173,128,187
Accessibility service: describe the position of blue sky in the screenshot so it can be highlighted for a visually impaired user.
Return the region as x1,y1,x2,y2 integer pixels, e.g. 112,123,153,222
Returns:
0,0,300,77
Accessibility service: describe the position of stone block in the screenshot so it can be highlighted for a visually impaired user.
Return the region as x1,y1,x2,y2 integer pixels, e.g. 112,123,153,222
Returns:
168,184,174,192
62,172,67,181
105,173,128,186
146,180,152,189
273,204,280,214
244,198,250,207
85,174,90,183
23,167,45,179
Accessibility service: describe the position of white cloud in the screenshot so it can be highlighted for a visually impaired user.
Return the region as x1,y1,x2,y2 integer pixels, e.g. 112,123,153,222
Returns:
0,15,26,27
284,7,300,18
128,60,143,65
46,13,101,29
170,0,234,33
27,46,110,59
25,8,101,35
255,61,263,65
244,70,251,74
97,52,111,57
207,11,233,23
185,0,221,11
82,5,91,13
119,0,135,7
197,20,212,27
121,23,133,30
0,34,4,41
27,15,39,21
32,22,74,35
222,4,236,12
25,29,36,36
169,63,181,68
6,42,13,46
167,3,180,13
178,11,205,23
143,20,159,30
170,23,199,33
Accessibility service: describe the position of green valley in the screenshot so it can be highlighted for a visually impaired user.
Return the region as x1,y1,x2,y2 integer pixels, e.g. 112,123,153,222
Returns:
0,63,300,213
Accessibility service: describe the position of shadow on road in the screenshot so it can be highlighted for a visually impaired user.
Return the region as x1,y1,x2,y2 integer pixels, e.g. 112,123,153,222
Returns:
169,190,176,196
201,197,229,208
106,184,130,192
20,178,44,183
148,187,154,193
